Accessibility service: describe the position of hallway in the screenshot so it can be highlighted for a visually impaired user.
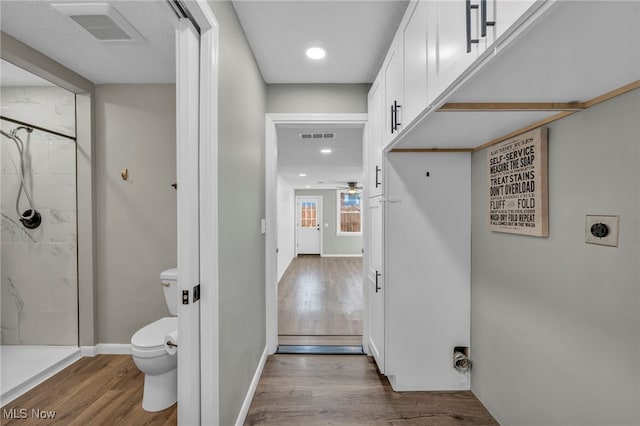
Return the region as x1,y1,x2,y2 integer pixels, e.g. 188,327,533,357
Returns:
278,256,363,345
245,354,498,425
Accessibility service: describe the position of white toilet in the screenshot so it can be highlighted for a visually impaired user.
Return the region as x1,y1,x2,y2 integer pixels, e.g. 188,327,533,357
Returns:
131,268,178,412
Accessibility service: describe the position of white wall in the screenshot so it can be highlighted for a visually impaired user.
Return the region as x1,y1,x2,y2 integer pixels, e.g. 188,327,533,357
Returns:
471,90,640,425
267,84,370,113
95,84,177,344
277,175,295,281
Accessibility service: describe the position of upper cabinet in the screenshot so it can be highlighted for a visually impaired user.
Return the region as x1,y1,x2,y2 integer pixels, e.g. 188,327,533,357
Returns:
382,33,404,146
484,0,539,43
372,0,545,149
426,0,485,106
402,0,429,127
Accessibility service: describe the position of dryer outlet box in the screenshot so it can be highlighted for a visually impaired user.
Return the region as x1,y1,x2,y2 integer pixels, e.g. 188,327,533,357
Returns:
585,215,619,247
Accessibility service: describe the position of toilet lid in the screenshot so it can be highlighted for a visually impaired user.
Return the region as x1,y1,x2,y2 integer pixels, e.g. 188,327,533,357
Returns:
131,317,177,348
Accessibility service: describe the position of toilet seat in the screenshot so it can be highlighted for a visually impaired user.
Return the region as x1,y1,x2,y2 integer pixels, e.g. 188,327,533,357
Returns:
131,317,177,358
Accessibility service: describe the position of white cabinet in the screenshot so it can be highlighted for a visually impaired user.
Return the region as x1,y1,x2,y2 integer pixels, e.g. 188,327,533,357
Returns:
382,33,404,146
402,0,429,126
484,0,539,44
367,73,384,197
367,196,385,372
426,0,485,106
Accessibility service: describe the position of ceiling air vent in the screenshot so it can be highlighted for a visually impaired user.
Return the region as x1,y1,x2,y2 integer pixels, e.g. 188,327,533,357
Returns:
52,3,145,43
299,133,336,140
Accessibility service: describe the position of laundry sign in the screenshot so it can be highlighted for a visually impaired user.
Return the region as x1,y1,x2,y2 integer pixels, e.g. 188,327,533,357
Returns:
487,127,548,237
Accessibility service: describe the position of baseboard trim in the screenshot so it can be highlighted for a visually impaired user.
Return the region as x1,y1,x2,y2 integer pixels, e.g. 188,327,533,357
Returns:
82,344,131,356
320,254,363,258
235,346,268,426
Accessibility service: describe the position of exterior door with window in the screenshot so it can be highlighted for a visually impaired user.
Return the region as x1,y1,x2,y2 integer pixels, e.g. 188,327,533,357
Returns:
296,196,321,254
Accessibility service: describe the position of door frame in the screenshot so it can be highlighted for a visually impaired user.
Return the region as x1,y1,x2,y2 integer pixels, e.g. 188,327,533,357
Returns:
295,195,323,256
176,1,219,424
265,113,368,354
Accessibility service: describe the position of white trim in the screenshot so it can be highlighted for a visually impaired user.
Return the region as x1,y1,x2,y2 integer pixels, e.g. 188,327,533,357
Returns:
187,1,220,424
266,113,368,355
81,343,132,356
176,18,201,426
234,346,268,426
320,254,364,258
295,195,323,255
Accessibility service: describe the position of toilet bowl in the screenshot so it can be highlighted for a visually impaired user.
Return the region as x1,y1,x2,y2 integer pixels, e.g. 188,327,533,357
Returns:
131,268,178,412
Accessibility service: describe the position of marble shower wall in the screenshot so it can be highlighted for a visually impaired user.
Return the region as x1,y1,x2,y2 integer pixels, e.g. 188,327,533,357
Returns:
1,86,77,345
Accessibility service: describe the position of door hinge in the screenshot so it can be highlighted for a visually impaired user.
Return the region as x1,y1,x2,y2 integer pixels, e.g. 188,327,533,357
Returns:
182,290,189,305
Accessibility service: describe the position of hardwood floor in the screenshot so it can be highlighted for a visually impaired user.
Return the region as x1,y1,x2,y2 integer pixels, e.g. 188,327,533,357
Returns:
278,255,363,342
1,355,176,426
245,355,498,425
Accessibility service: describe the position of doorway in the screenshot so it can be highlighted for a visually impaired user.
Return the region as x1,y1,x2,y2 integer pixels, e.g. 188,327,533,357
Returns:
265,113,369,354
296,196,322,255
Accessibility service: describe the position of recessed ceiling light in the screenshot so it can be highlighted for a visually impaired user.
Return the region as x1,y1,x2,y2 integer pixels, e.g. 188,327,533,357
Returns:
321,148,332,154
299,173,307,177
306,47,326,60
305,185,311,188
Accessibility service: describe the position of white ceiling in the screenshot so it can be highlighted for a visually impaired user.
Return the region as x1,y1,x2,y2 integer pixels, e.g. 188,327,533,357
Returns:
277,124,363,190
0,0,176,84
232,0,408,84
1,1,396,184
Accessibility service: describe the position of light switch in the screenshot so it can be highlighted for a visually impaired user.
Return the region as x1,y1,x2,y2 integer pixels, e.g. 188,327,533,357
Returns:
585,215,619,247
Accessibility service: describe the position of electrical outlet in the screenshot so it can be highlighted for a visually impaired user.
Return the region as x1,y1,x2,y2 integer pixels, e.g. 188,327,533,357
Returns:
585,215,619,247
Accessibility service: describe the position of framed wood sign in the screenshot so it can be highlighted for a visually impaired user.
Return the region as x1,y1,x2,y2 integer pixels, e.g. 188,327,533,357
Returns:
487,127,548,237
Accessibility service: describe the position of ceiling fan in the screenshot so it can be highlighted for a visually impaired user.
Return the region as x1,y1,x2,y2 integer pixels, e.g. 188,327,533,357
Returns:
336,181,363,194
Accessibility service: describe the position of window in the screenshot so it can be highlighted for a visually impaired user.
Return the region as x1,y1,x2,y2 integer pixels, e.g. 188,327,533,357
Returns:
337,190,362,235
300,201,318,228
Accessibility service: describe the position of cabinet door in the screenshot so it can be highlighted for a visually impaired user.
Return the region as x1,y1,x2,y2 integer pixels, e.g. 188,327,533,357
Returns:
483,0,539,44
367,196,385,372
402,0,428,126
383,34,404,146
427,0,483,105
367,74,384,197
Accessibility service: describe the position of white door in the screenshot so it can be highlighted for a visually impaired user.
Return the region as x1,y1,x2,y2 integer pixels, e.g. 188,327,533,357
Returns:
296,196,321,255
367,195,384,372
176,18,200,426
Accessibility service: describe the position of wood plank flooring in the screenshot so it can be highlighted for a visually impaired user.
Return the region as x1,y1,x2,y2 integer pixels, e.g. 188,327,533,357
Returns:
245,355,498,425
1,355,176,426
278,255,363,342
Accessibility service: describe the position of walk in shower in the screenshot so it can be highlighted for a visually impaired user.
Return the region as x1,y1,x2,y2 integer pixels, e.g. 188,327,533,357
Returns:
0,60,80,405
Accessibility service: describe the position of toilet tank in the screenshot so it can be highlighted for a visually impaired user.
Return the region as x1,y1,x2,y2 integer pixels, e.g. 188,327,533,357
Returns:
160,268,178,316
